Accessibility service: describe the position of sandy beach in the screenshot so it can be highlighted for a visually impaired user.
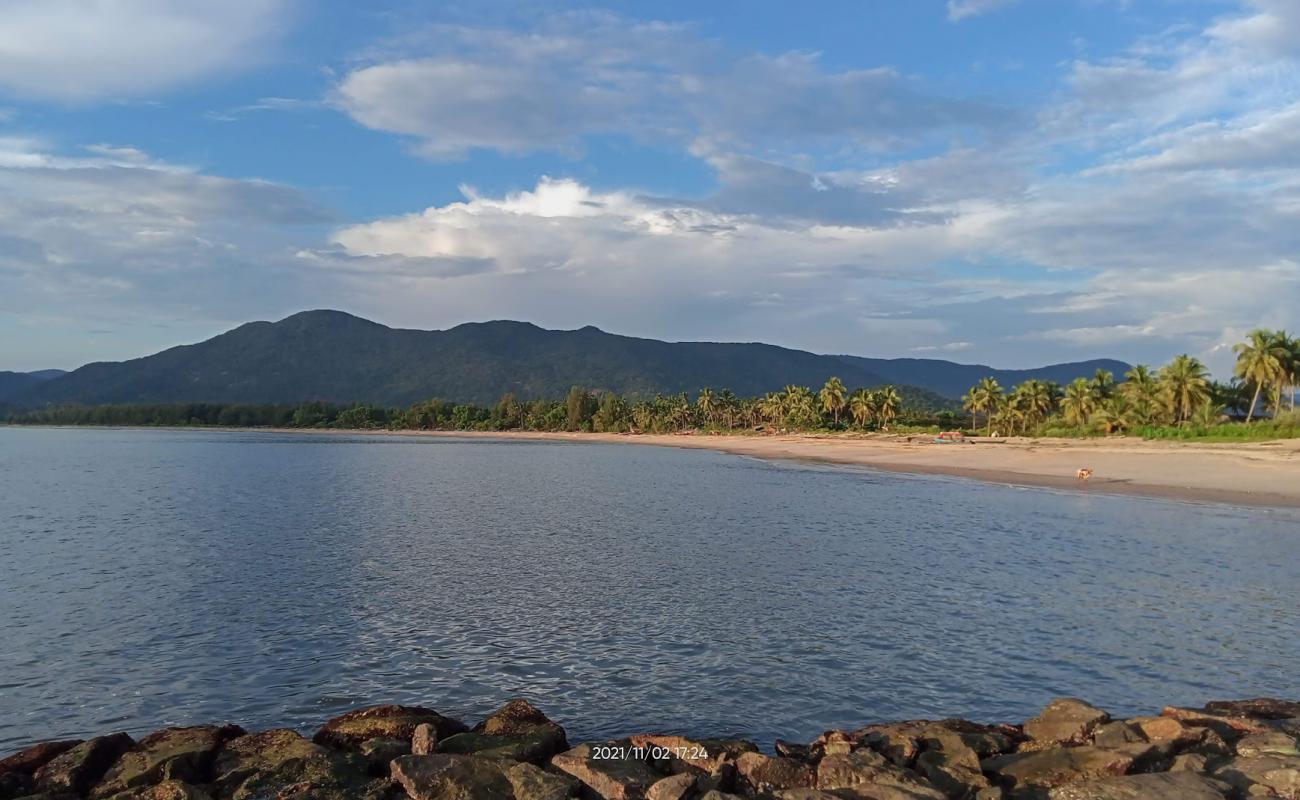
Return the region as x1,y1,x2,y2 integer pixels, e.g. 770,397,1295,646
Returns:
392,429,1300,509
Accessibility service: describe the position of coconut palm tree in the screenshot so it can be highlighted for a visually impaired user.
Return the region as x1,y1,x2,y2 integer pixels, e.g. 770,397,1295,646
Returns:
962,377,1004,436
717,389,738,428
1061,378,1097,427
696,388,715,426
1233,330,1287,422
1120,365,1160,424
849,388,873,428
1159,354,1212,425
1089,369,1116,402
1014,379,1058,431
1094,396,1135,435
819,377,847,426
876,386,901,430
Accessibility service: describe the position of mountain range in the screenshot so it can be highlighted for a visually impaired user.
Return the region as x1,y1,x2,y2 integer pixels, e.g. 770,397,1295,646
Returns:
2,310,1129,409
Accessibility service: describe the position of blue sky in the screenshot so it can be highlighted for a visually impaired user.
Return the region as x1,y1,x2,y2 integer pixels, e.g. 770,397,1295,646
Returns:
1,0,1296,374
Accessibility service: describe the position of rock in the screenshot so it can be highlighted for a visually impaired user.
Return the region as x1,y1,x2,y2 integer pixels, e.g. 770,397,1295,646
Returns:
413,723,438,756
89,725,244,798
1205,699,1300,721
628,735,757,776
774,741,812,761
506,761,580,800
981,746,1135,791
357,736,410,774
1235,730,1300,758
437,729,567,764
211,728,383,800
1045,771,1230,799
477,700,564,739
698,793,744,800
913,728,989,797
390,753,514,800
646,773,696,800
32,733,135,796
734,752,815,794
313,704,466,751
1161,707,1267,738
427,700,568,765
98,779,216,800
1090,723,1145,749
850,720,1014,768
1170,753,1209,772
1023,700,1110,746
551,743,665,800
814,750,942,799
0,740,84,777
1211,754,1300,798
1129,717,1187,743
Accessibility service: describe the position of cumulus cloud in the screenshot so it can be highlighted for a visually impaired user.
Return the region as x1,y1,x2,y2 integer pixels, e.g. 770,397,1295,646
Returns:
0,0,289,102
0,138,338,366
333,14,1006,159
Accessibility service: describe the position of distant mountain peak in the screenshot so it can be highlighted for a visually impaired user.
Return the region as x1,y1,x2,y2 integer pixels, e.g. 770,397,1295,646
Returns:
4,311,1129,409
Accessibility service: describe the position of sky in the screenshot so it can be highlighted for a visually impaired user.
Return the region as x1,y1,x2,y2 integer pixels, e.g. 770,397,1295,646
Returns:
1,0,1297,374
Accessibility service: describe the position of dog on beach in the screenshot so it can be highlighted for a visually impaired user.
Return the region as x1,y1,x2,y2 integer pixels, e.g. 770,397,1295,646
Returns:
1076,468,1093,480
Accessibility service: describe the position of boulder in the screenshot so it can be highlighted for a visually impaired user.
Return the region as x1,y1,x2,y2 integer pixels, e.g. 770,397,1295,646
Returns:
429,701,568,765
1211,754,1300,798
0,740,84,777
814,750,942,799
357,736,410,774
551,743,665,800
32,733,135,796
1204,699,1300,721
734,752,815,794
1235,730,1300,759
1045,771,1230,799
981,746,1135,791
646,773,697,800
210,728,384,800
912,728,990,797
413,724,439,756
506,761,580,800
1023,700,1110,747
850,720,1014,768
477,700,565,739
390,753,514,800
89,725,244,798
97,779,216,800
313,704,466,751
1160,707,1267,738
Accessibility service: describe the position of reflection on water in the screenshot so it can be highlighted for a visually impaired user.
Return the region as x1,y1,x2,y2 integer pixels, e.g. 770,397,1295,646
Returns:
1,427,1297,750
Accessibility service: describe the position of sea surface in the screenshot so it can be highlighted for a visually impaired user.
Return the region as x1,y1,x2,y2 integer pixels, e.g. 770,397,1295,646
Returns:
1,427,1297,751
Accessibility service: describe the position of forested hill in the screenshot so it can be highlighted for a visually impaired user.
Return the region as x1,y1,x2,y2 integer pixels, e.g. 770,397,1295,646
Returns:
0,369,66,402
5,310,1124,408
836,356,1133,402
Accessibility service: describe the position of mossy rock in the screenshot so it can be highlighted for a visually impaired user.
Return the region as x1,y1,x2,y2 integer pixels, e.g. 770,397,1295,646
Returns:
90,725,244,798
314,705,466,751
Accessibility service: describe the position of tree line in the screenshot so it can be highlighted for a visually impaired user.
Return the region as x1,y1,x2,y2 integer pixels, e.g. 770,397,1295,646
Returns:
962,329,1299,436
2,382,945,433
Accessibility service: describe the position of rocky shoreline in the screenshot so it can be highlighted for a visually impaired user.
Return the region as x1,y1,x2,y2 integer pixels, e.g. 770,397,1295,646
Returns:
2,697,1298,800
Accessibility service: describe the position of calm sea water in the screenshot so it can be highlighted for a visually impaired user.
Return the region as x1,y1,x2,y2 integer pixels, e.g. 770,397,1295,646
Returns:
1,427,1297,751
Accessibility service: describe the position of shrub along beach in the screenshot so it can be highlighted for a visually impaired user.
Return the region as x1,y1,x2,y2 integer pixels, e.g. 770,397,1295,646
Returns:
2,696,1299,800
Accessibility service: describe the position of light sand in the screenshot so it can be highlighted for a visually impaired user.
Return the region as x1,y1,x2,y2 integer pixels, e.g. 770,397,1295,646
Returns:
390,429,1300,509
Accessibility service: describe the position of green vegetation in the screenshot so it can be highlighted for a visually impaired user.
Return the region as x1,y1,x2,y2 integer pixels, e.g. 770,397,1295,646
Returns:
961,329,1300,440
3,378,960,434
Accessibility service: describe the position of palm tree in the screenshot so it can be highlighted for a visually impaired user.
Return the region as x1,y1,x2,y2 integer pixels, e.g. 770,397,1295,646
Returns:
697,388,715,426
849,389,873,428
717,389,738,429
876,386,901,430
1094,396,1135,435
819,377,847,426
1061,378,1096,427
1014,379,1058,431
1233,330,1287,422
1120,365,1160,424
962,377,1003,436
1159,354,1212,424
1089,369,1116,402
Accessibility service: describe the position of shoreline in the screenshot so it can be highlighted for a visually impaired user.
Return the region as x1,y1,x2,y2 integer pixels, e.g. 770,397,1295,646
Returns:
10,424,1300,510
2,696,1296,799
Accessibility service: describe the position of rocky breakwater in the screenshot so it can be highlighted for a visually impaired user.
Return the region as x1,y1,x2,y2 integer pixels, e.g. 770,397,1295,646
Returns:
2,696,1299,800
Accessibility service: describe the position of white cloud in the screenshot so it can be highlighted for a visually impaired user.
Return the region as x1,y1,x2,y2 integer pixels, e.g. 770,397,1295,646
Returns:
0,0,290,102
333,15,1006,160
